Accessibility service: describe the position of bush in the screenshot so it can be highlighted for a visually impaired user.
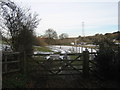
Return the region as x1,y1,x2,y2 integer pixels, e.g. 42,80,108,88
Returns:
94,39,117,79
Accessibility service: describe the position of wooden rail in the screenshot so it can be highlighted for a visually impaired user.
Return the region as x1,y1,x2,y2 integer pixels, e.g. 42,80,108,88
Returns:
32,53,83,56
31,50,97,78
2,50,99,79
2,52,21,74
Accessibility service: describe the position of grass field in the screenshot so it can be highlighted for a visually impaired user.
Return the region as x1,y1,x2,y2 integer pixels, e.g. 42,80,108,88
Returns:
78,45,98,49
33,46,52,52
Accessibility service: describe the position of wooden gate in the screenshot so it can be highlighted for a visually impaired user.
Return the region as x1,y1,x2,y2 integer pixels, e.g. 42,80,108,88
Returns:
32,51,90,77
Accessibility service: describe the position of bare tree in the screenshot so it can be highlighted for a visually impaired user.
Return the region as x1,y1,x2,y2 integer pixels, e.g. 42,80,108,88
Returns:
44,29,58,45
0,0,39,54
44,29,58,39
59,33,69,40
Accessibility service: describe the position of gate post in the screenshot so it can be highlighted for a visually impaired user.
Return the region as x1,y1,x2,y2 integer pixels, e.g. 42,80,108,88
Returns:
23,51,27,74
20,51,26,74
83,49,89,78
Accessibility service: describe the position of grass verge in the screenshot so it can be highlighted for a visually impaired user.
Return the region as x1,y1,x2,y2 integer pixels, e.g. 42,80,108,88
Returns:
2,73,28,88
33,46,52,52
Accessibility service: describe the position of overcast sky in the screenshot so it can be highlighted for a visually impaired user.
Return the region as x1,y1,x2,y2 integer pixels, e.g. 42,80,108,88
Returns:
12,0,118,37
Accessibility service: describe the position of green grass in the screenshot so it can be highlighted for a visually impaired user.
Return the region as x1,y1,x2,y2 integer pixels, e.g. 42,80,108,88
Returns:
2,57,45,88
3,73,28,88
70,55,77,60
0,40,8,44
78,45,98,49
0,40,2,44
33,46,52,52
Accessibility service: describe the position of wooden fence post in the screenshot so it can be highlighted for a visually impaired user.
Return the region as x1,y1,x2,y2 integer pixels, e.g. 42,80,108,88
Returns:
83,50,89,78
23,51,26,74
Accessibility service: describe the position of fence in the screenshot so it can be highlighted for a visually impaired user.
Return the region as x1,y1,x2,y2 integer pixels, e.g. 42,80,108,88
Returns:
31,50,97,78
32,53,83,75
2,51,21,74
2,50,101,79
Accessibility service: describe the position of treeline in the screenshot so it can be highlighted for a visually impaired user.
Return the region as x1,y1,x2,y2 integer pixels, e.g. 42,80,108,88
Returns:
77,31,120,45
33,28,70,46
34,31,120,46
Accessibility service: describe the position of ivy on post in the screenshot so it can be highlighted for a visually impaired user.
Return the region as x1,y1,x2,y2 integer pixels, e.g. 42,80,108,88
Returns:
83,48,89,78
